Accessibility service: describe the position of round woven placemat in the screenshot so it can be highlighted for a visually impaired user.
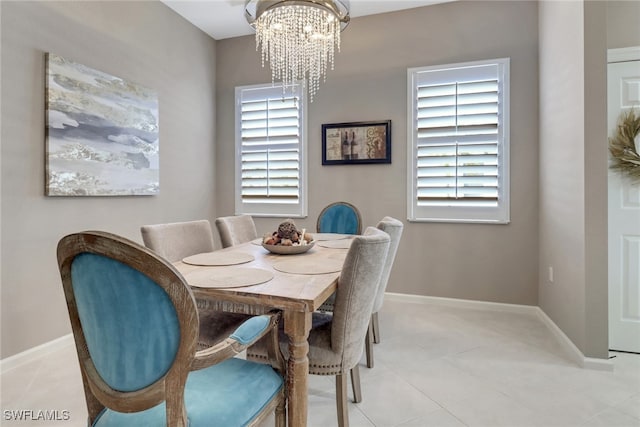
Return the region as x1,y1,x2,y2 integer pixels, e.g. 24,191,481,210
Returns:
186,267,273,288
312,233,351,241
273,258,343,275
317,239,353,249
182,251,254,266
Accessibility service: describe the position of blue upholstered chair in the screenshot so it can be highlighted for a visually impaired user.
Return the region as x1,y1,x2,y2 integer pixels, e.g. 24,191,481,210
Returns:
316,202,362,235
57,231,286,427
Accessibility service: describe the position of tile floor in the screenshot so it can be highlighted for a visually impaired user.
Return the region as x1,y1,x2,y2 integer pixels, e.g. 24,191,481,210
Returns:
1,299,639,427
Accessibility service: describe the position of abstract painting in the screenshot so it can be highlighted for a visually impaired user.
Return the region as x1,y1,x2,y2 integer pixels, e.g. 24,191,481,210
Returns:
45,53,159,196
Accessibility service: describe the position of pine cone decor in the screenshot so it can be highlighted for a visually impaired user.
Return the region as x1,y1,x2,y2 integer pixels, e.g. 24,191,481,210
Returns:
262,219,314,252
277,219,299,240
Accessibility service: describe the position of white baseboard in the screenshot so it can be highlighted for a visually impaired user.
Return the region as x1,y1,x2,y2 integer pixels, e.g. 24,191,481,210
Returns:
1,334,73,375
1,294,615,374
385,292,613,372
583,357,615,371
385,292,539,315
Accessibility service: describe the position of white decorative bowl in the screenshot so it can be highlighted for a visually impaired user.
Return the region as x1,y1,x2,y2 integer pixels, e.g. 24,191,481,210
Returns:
262,241,315,255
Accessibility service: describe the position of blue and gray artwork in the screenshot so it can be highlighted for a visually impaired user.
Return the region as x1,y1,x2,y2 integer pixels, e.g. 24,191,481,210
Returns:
46,53,159,196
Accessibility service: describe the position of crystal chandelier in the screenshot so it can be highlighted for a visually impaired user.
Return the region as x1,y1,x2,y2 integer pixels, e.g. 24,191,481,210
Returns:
245,0,350,101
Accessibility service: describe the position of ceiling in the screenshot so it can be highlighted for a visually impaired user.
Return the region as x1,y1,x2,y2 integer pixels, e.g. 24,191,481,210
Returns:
162,0,452,40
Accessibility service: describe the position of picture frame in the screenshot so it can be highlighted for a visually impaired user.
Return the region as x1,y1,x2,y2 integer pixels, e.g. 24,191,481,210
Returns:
322,120,391,165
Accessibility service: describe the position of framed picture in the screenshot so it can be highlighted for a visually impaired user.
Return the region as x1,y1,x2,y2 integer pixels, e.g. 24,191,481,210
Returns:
322,120,391,165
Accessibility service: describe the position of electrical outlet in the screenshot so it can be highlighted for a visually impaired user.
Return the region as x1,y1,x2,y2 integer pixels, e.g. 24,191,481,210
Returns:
548,266,554,283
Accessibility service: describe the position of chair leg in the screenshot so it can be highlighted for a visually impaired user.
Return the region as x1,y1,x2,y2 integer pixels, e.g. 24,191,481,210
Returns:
336,373,350,427
372,312,381,344
275,394,286,427
350,365,362,403
365,321,374,369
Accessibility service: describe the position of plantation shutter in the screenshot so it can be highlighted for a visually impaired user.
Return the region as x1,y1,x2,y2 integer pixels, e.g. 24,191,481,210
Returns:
408,59,510,223
235,84,307,217
416,69,500,205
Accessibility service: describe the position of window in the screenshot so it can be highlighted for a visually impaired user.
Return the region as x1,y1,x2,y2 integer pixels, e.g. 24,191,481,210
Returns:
407,58,510,224
235,83,307,218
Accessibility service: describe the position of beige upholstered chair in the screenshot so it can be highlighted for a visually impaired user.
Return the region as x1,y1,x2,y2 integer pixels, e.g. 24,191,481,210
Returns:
215,214,258,248
365,217,404,368
140,220,215,263
57,231,286,426
319,217,404,369
140,220,252,348
249,227,390,427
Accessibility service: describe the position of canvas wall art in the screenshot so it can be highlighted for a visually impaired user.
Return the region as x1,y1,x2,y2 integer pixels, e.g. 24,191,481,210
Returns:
45,53,159,196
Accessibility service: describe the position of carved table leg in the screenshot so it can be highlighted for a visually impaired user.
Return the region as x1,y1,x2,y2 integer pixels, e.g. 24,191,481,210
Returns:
283,310,312,427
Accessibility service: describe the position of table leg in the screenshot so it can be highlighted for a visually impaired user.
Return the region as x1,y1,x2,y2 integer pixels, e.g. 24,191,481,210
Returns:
283,310,312,427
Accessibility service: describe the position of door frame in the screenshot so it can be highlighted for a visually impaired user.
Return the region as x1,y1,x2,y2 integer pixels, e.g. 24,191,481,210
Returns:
607,46,640,352
608,47,640,64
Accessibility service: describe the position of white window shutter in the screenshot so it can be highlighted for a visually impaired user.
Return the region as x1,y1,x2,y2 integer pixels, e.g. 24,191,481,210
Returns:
408,59,510,223
235,84,307,217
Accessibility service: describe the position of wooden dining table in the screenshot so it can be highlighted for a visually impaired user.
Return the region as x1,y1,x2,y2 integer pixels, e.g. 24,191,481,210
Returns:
173,236,351,427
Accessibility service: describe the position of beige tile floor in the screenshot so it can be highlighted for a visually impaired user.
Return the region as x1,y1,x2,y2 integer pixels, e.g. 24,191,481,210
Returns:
1,299,639,427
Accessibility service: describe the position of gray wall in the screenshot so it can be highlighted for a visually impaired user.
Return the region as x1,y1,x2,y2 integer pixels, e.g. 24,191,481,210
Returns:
4,0,635,361
583,1,608,360
538,0,589,361
216,1,540,305
0,1,218,358
607,1,640,49
538,0,625,359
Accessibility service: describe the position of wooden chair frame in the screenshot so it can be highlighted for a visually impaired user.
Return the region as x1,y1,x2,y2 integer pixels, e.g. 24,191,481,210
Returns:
57,231,285,427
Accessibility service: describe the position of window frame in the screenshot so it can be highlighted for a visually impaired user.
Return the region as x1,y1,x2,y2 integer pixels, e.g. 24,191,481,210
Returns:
407,58,510,224
234,82,308,218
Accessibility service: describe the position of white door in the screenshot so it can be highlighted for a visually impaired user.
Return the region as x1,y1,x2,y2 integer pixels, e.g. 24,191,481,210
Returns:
608,55,640,353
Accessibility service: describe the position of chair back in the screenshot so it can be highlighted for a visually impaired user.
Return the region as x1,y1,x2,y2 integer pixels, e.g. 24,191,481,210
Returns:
331,227,390,368
57,231,198,424
316,202,362,235
140,220,214,262
215,214,258,248
372,217,404,313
